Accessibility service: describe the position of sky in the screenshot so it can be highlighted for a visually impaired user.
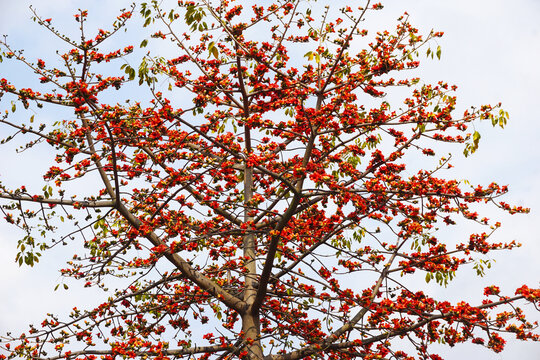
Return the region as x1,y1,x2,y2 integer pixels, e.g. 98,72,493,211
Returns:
0,0,539,359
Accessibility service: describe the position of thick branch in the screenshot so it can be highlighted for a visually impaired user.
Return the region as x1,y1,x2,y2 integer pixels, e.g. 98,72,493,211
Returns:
32,344,234,360
265,295,527,360
0,193,114,208
115,201,246,313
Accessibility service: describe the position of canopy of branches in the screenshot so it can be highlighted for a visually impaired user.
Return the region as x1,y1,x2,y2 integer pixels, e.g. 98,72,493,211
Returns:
0,1,538,360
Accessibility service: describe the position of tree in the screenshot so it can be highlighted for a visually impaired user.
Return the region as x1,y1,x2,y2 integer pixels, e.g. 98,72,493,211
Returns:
0,0,538,359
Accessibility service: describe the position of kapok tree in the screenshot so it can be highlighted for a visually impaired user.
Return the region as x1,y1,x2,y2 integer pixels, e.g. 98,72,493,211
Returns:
0,1,538,360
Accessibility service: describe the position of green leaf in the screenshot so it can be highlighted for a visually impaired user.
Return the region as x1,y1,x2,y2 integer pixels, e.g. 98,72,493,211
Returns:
463,131,482,157
207,41,218,59
140,39,148,48
436,45,441,60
